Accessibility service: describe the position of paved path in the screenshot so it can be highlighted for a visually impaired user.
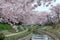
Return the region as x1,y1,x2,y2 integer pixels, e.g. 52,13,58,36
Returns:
18,33,32,40
5,27,28,37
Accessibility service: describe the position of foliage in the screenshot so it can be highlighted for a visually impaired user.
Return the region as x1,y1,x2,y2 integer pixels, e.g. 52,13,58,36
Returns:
0,32,5,40
53,23,60,29
17,25,25,32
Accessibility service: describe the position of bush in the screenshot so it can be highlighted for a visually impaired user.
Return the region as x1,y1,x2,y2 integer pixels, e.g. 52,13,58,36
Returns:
0,33,5,40
52,23,60,29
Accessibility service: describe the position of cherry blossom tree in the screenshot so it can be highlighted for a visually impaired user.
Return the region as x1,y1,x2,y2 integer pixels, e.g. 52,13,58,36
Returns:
0,0,33,23
50,4,60,23
0,0,57,27
0,0,34,32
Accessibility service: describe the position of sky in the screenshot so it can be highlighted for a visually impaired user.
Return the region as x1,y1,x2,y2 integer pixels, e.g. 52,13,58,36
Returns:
32,0,60,12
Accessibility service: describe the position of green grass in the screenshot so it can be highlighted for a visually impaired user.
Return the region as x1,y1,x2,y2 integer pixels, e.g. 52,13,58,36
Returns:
0,23,12,30
41,26,52,30
0,23,15,32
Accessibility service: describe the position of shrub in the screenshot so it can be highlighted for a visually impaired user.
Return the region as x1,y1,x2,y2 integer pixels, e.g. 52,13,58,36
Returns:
0,32,5,40
52,23,60,29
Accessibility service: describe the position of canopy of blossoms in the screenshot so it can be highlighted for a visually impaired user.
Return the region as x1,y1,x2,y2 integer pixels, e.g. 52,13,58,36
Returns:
0,0,60,25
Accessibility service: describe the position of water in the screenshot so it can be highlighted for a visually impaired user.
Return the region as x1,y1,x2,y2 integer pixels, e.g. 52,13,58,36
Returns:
31,34,53,40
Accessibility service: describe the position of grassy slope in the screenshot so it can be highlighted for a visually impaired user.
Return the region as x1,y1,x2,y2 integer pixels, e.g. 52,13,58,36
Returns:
39,25,60,39
0,23,15,32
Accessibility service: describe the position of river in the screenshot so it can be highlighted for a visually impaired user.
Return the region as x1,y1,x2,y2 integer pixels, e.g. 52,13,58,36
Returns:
31,34,53,40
